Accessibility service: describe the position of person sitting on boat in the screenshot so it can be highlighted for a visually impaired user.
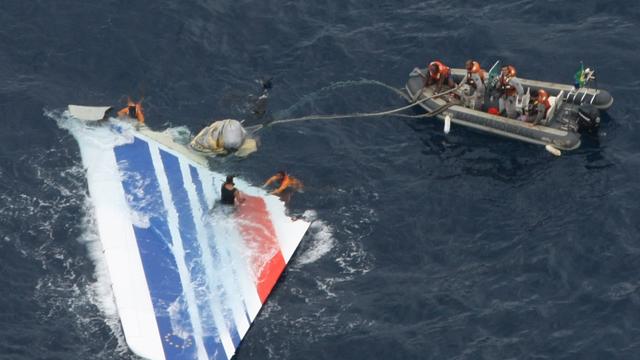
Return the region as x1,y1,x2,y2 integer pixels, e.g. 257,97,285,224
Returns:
459,59,486,110
117,97,145,124
495,65,524,119
524,89,551,125
263,171,303,195
220,175,245,206
424,60,456,94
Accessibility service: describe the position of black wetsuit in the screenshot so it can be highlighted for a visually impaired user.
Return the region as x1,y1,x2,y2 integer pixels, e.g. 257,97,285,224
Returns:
220,185,236,205
128,105,137,119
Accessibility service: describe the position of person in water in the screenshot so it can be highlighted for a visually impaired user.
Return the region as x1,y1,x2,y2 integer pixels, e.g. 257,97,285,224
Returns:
494,65,524,119
117,97,145,124
424,60,456,94
263,171,303,195
220,175,245,206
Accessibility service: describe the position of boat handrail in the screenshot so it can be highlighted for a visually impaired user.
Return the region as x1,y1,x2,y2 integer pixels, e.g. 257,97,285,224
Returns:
556,90,565,106
546,89,565,122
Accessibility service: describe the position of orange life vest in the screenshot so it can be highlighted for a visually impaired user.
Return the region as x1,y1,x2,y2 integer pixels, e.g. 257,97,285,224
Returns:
537,98,551,116
465,61,485,88
117,102,145,123
266,173,303,194
500,75,518,97
428,60,451,80
280,175,302,191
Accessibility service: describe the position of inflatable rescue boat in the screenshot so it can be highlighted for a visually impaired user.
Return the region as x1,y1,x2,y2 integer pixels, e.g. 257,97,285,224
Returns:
60,105,310,360
405,65,613,154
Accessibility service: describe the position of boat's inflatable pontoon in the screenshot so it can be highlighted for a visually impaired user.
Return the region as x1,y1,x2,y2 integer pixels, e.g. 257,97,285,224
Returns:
405,67,613,152
62,106,310,360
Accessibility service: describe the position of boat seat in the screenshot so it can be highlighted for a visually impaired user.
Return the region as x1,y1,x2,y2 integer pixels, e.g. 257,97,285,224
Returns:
516,87,531,114
545,97,557,121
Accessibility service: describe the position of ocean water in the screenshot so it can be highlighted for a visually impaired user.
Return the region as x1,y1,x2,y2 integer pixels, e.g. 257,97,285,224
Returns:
1,0,639,359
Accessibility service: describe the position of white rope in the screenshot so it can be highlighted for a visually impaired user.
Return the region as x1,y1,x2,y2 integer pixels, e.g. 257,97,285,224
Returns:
251,82,461,132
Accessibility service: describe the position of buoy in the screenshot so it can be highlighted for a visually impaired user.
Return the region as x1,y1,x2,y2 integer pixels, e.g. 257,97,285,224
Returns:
545,144,562,156
444,115,451,134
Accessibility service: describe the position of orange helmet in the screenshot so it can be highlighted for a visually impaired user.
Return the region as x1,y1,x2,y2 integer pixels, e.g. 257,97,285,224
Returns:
429,62,439,75
466,60,480,73
465,60,473,70
502,65,516,78
537,89,549,102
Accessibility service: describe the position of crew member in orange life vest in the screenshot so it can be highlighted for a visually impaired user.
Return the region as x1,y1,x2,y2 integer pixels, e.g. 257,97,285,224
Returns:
525,89,551,125
424,60,456,94
459,59,486,110
117,98,145,124
495,65,524,119
263,171,303,195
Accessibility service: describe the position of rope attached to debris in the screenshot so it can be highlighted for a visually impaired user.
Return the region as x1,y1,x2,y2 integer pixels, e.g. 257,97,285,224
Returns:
248,81,461,133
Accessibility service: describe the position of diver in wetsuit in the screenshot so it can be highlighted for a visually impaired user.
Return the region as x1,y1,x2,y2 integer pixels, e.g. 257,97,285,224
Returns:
117,97,145,123
220,175,245,206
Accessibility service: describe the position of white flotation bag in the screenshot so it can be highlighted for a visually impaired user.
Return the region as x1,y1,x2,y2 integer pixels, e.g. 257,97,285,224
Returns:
190,119,256,156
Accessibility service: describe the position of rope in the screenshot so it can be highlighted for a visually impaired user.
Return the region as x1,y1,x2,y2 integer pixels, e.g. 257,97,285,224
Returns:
274,78,404,119
251,82,461,132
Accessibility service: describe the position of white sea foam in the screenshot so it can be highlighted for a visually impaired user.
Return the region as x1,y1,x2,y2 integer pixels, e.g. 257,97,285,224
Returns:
167,296,192,339
163,125,193,145
295,210,336,265
52,110,135,150
43,110,131,355
76,198,130,355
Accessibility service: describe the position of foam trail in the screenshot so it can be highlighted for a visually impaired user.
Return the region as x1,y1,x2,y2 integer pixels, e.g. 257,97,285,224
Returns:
296,210,336,265
46,111,131,355
78,200,130,355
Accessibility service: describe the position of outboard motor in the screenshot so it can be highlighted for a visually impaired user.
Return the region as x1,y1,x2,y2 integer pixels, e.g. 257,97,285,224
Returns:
577,104,600,132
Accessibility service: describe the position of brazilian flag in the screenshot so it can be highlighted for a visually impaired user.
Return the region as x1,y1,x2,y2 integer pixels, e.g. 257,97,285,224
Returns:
574,62,585,88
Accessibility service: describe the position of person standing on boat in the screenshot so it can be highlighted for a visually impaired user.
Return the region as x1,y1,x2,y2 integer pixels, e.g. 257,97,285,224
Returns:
424,60,456,94
459,60,486,110
495,65,523,119
220,175,245,206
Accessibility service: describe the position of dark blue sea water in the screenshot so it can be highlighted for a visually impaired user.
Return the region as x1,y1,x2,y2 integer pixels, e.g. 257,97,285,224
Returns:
1,1,640,359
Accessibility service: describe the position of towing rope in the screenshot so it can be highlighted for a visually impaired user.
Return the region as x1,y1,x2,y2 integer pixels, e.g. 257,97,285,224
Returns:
248,81,461,133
